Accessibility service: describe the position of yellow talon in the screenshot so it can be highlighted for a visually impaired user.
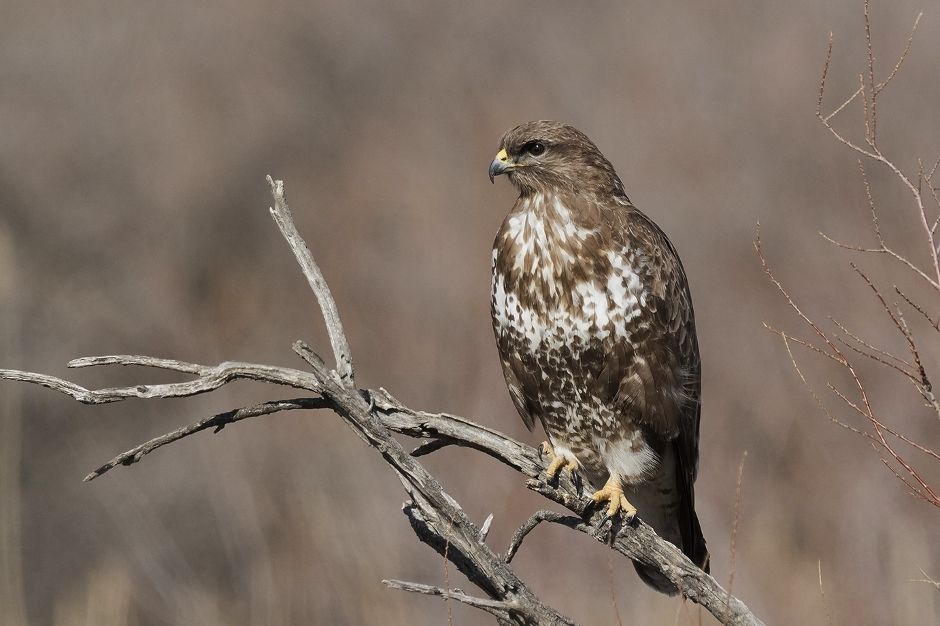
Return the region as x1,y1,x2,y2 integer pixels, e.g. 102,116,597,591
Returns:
591,475,637,521
545,453,566,479
540,441,580,480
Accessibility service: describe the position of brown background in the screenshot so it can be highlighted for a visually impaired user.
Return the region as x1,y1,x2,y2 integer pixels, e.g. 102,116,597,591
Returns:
1,1,938,624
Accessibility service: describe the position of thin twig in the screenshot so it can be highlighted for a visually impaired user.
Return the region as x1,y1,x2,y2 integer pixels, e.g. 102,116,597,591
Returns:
761,324,843,366
84,397,328,481
875,11,922,96
894,286,940,331
864,0,876,147
726,451,747,609
382,579,524,620
910,569,940,590
818,561,833,626
831,317,913,369
833,333,915,380
607,552,625,626
505,510,576,564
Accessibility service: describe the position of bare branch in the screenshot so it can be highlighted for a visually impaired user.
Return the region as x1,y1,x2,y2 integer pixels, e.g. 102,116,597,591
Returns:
832,319,915,378
267,175,355,388
864,0,876,147
774,330,867,438
875,11,923,96
726,451,747,608
817,31,836,119
69,354,206,373
505,510,576,564
926,154,940,184
859,160,882,241
83,397,328,481
0,359,319,405
762,324,843,366
850,266,938,413
818,561,833,626
818,234,939,288
383,579,525,621
818,233,882,254
895,285,940,331
911,569,940,590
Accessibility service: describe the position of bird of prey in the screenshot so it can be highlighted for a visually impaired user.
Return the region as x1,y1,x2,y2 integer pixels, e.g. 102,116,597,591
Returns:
488,121,708,593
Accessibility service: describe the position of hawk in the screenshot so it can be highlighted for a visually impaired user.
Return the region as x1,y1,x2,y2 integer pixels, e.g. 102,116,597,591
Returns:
488,121,708,593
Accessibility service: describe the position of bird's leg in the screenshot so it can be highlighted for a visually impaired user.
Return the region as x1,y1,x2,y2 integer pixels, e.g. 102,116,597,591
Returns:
591,474,637,521
540,441,580,480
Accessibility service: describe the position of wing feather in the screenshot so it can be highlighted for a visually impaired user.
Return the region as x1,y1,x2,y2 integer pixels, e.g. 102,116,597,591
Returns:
609,205,701,477
497,351,538,431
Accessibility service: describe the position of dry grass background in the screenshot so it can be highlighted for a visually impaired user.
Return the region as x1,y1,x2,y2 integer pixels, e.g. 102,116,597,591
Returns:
1,1,938,624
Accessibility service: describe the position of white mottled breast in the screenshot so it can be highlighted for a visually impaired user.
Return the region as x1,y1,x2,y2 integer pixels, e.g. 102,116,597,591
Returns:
491,193,658,482
490,193,647,351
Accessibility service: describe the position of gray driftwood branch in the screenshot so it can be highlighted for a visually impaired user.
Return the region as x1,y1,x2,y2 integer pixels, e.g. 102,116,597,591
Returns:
0,177,764,626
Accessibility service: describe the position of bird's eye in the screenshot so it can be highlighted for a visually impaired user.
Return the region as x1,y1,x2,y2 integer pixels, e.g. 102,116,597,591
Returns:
523,141,546,156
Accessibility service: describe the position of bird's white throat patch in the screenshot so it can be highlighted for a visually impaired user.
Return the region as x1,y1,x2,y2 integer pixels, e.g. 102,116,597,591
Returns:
500,194,589,275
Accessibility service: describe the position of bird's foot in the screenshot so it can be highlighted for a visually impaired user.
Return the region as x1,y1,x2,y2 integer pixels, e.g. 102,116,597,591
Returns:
539,441,580,481
591,476,637,521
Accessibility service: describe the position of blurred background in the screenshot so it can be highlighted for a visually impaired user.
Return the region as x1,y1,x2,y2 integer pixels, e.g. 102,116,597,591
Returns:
1,1,938,624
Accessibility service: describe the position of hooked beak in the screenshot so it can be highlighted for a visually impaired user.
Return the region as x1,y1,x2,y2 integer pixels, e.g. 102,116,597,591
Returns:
488,148,512,183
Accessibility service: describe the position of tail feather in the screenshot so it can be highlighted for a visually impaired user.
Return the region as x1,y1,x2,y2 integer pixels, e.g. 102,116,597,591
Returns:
629,442,708,595
631,508,708,595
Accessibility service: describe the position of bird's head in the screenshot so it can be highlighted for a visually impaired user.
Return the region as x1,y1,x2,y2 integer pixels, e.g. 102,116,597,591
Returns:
488,121,625,198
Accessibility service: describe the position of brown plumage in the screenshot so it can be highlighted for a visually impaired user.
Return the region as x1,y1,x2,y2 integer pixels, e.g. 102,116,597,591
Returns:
488,121,708,594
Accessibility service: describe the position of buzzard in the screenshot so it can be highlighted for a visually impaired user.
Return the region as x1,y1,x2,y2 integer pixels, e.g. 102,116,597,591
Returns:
488,121,708,593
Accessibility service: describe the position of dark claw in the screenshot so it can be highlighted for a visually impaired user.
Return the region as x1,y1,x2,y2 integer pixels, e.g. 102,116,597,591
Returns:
571,471,583,495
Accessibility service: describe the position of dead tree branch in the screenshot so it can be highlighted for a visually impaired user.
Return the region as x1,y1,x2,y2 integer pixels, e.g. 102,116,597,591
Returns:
83,397,329,481
382,579,525,621
268,177,355,388
0,178,764,626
